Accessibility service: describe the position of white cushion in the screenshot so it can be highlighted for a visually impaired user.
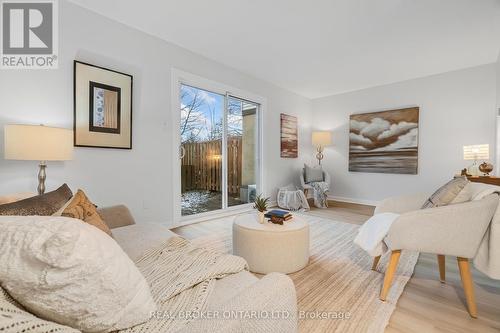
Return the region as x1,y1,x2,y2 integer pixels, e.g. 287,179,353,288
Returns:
207,271,258,309
0,216,156,333
112,223,177,261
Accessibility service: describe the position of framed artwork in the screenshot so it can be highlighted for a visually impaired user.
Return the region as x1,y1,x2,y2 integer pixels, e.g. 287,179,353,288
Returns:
280,113,298,158
74,61,133,149
349,107,419,174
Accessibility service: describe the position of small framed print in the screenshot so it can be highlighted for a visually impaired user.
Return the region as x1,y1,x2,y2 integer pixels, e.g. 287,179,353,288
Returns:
280,113,298,158
74,61,132,149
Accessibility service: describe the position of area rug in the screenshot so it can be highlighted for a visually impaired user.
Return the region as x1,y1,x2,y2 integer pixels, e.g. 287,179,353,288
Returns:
192,214,419,333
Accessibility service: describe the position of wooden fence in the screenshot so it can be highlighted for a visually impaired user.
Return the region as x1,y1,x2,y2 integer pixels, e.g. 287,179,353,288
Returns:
181,136,242,195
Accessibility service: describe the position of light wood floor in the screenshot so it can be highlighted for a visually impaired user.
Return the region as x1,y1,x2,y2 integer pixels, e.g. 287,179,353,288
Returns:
173,202,500,333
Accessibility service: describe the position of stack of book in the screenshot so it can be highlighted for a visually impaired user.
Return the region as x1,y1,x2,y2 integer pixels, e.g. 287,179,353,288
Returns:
264,209,293,225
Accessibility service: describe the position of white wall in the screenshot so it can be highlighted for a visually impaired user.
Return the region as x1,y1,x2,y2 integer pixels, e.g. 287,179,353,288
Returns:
312,64,497,204
0,1,313,225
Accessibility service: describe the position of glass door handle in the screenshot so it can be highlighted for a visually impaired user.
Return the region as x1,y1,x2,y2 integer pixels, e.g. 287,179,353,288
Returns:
179,146,185,159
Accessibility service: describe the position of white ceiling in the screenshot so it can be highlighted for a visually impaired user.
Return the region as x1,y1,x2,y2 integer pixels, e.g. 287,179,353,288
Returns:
69,0,500,99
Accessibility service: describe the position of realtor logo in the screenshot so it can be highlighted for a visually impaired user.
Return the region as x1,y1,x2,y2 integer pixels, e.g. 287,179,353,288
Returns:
1,0,58,69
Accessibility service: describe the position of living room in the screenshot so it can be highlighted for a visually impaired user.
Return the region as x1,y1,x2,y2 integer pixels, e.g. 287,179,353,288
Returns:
0,1,499,332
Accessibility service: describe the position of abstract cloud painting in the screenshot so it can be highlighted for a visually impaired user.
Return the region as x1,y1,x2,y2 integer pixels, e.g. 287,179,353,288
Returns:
349,107,419,174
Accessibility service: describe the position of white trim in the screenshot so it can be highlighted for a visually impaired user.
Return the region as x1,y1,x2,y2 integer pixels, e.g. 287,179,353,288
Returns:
222,92,229,209
170,68,267,227
327,195,379,207
171,69,182,225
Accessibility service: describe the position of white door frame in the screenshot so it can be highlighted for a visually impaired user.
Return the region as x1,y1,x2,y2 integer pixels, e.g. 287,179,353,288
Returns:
170,68,266,227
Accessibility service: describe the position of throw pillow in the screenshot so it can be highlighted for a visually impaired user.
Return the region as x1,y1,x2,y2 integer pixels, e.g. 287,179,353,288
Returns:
421,177,469,209
0,184,72,216
304,164,324,183
450,181,473,204
0,215,156,333
0,192,35,205
61,189,112,236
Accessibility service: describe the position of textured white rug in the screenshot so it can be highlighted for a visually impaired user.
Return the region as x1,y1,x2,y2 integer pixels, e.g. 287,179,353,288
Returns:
192,214,419,333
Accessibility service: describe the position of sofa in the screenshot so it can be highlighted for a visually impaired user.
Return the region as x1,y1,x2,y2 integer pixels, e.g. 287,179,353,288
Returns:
0,203,298,333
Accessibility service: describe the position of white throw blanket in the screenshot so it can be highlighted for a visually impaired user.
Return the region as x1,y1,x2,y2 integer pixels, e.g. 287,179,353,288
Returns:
471,187,500,280
353,213,400,256
355,187,500,279
121,237,248,333
310,181,329,208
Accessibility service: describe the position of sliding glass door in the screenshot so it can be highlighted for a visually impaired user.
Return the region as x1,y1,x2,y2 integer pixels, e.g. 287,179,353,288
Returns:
178,84,260,217
226,97,259,207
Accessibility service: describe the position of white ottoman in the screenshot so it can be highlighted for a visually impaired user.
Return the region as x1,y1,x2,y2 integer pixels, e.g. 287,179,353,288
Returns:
232,213,310,274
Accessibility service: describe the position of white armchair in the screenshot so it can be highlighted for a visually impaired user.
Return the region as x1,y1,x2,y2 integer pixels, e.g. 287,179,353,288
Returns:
300,168,331,197
372,193,499,318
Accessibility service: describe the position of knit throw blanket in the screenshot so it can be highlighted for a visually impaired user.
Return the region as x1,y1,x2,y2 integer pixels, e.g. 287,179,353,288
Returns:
311,181,329,208
120,237,248,333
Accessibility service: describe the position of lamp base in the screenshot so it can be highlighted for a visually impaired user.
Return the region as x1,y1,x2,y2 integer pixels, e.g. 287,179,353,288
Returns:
316,147,324,165
38,162,47,195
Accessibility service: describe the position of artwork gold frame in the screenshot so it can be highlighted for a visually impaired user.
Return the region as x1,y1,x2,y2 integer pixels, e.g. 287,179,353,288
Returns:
74,61,133,149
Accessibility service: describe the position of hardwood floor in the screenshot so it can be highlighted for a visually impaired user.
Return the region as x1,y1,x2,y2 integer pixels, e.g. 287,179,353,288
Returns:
172,201,500,332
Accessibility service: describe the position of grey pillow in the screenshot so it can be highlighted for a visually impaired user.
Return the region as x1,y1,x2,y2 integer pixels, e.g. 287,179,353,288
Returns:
304,164,324,183
421,177,469,209
0,184,72,216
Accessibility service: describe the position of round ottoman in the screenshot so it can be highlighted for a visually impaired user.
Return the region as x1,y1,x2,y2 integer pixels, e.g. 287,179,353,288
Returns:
232,213,310,274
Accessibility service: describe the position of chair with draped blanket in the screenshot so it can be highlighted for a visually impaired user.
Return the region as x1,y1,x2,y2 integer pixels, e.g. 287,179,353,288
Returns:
371,192,499,318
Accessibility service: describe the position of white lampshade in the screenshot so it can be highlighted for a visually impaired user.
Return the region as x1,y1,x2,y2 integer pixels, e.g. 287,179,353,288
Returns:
312,131,332,147
4,124,73,161
463,144,489,161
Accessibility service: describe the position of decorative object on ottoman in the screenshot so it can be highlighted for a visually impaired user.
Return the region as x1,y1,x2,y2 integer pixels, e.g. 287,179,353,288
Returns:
312,131,332,165
479,162,494,176
265,209,293,225
233,213,309,274
277,184,310,211
4,124,73,194
253,194,269,224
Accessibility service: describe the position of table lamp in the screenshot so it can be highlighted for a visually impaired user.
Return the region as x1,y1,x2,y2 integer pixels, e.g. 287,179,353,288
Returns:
4,124,73,195
312,131,332,165
463,144,489,176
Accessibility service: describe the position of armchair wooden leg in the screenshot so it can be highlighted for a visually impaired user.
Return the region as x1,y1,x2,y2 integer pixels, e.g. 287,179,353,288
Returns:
372,255,381,271
380,250,401,301
304,189,308,197
457,257,477,318
437,254,446,283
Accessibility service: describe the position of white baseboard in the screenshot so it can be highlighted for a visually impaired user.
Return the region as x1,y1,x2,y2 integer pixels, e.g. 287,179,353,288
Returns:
327,195,379,207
